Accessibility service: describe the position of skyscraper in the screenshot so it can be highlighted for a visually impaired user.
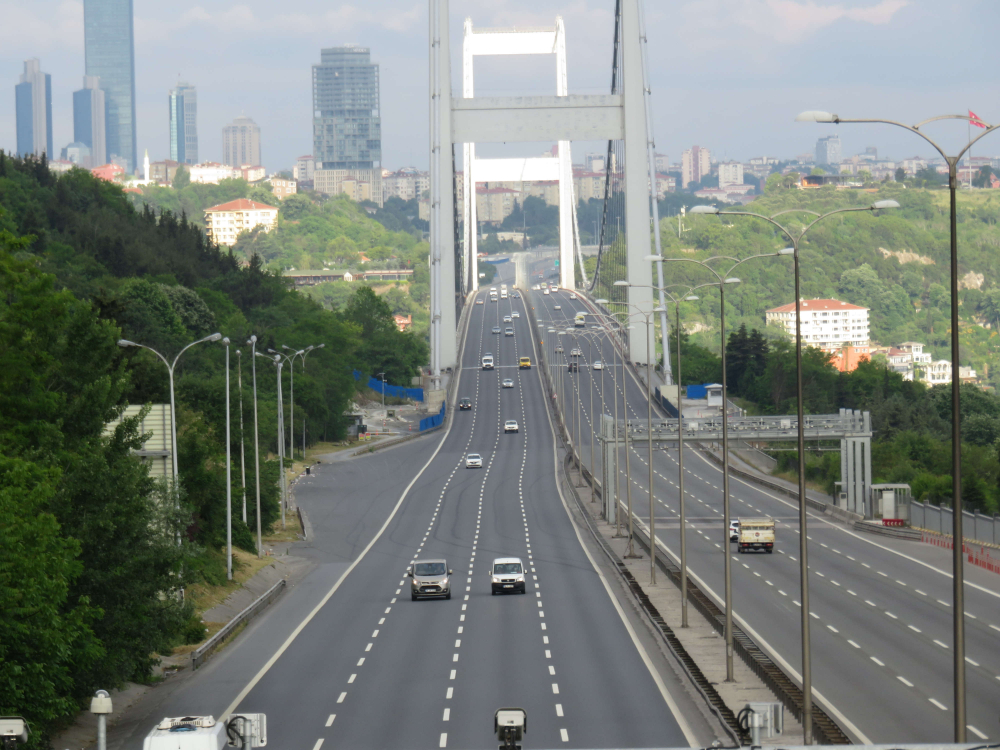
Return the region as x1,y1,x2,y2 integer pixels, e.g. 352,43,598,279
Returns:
73,75,106,167
84,0,137,172
816,135,842,166
681,146,710,189
168,83,198,164
222,115,261,167
15,59,52,158
312,46,381,170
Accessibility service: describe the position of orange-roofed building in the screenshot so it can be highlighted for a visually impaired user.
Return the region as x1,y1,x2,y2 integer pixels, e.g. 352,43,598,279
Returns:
204,198,279,247
765,298,871,371
92,163,125,182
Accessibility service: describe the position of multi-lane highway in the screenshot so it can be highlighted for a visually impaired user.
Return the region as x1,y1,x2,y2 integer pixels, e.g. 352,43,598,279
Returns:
115,267,721,750
532,285,1000,744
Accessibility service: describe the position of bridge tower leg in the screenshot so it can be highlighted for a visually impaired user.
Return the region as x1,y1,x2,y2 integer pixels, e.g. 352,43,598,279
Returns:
430,0,458,381
622,0,654,364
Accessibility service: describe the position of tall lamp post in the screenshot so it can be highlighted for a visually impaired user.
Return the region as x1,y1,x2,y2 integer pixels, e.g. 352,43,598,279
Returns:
608,299,666,582
248,336,263,557
687,201,897,738
117,332,222,481
221,337,233,581
796,112,997,741
653,249,790,682
258,351,287,530
592,306,625,534
288,344,324,458
271,348,301,459
237,350,247,523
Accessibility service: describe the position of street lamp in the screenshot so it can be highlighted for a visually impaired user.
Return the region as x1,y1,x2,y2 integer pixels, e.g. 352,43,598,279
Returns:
652,248,787,682
272,348,302,460
236,350,247,524
258,351,287,530
796,110,997,742
117,332,222,481
248,336,263,557
288,344,325,458
610,294,666,582
593,304,625,532
687,200,897,738
221,337,233,581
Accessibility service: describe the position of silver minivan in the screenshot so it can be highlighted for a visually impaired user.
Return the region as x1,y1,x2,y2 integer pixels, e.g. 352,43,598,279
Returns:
409,559,452,600
490,557,526,594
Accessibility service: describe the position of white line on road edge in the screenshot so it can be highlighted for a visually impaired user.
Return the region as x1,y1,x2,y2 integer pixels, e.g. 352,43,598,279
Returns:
530,321,700,749
312,739,323,750
221,360,463,720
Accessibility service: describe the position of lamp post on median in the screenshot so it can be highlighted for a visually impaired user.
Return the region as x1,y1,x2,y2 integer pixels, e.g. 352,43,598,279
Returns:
593,305,624,534
272,347,301,459
653,248,789,682
687,201,897,734
258,351,287,530
796,111,996,742
117,332,223,483
221,337,233,580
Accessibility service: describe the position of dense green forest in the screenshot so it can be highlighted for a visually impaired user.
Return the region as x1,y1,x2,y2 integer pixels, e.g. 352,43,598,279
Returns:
0,154,427,744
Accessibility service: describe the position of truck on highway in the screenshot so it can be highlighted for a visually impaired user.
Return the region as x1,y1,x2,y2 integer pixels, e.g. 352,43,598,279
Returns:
737,517,774,553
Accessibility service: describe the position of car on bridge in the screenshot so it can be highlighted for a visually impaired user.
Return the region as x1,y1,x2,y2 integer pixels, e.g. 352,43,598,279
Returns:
482,355,494,369
554,345,563,353
512,311,520,317
519,357,531,369
476,298,484,305
592,360,603,370
409,559,452,600
502,378,514,388
505,327,514,336
492,326,501,334
490,557,526,594
466,453,483,468
513,292,521,298
504,420,519,433
570,293,577,299
554,304,562,310
503,315,512,323
729,519,740,541
459,398,472,410
544,289,550,295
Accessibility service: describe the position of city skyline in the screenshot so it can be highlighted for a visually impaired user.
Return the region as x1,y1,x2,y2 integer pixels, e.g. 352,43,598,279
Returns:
1,0,998,172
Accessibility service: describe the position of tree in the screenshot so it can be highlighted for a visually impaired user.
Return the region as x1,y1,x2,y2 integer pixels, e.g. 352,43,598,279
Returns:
343,285,395,338
895,167,906,183
172,165,190,189
973,166,994,188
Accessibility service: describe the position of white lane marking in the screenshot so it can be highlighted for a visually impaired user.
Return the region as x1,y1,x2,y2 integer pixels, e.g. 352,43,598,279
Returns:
450,670,456,679
439,732,448,747
934,639,949,649
827,625,839,633
365,643,372,652
885,612,897,619
555,704,564,717
347,674,356,684
312,740,324,750
908,625,922,633
848,640,860,648
548,665,556,675
452,654,459,662
870,657,885,666
966,657,980,667
446,687,453,699
897,676,914,687
552,683,560,694
455,640,461,648
968,726,988,740
372,630,379,637
325,715,335,727
443,708,451,722
929,698,948,711
220,395,461,720
356,657,365,666
337,692,346,703
560,729,569,742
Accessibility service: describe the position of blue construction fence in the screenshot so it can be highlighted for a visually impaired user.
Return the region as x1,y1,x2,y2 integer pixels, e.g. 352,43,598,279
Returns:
420,400,446,431
353,370,424,402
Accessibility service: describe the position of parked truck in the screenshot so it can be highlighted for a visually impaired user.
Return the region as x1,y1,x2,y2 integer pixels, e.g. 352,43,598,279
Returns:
737,517,774,553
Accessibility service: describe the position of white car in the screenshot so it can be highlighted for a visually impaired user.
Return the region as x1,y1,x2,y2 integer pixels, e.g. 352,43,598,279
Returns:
502,378,514,388
570,348,582,356
491,557,526,594
504,327,514,336
511,311,520,318
543,289,550,295
476,299,484,305
466,453,483,468
504,420,519,433
729,520,741,542
554,304,562,310
570,293,577,299
592,360,603,370
503,315,512,323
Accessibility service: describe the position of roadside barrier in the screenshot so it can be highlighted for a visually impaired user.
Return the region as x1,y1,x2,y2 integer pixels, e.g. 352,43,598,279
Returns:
922,532,1000,575
192,578,286,668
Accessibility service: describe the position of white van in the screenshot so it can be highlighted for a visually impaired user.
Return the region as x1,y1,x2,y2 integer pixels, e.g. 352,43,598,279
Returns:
482,355,495,370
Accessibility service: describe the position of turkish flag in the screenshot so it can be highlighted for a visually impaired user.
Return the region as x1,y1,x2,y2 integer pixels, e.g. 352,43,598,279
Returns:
969,110,987,129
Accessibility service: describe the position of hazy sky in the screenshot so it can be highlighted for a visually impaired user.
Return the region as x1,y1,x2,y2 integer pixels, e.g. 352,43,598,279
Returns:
2,0,999,173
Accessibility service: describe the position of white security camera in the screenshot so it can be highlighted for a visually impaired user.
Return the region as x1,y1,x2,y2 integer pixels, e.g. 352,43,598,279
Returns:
494,708,525,750
0,718,28,748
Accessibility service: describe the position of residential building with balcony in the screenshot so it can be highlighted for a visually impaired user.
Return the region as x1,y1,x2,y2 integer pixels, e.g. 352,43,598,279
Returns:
204,198,278,247
765,298,870,370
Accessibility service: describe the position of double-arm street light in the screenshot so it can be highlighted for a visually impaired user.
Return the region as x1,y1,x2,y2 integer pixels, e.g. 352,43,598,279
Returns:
221,337,233,581
608,297,667,580
288,344,324,458
688,201,897,740
257,351,287,530
650,249,792,682
797,110,999,741
117,332,222,481
272,344,324,461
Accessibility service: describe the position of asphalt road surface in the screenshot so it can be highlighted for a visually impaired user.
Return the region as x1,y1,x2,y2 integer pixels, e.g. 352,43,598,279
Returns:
532,285,1000,744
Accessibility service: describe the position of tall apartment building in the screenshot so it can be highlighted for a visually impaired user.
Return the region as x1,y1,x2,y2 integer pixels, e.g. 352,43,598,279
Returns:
223,115,262,168
15,59,52,158
816,135,842,166
312,46,382,205
168,83,198,164
294,155,315,182
766,298,870,354
681,146,710,189
72,76,106,166
717,161,744,188
84,0,137,172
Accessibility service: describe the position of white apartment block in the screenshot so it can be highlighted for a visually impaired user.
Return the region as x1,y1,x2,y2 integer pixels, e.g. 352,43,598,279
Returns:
717,161,744,188
382,168,430,202
681,146,711,189
314,168,383,206
765,299,870,352
190,162,240,185
294,155,315,182
204,198,278,247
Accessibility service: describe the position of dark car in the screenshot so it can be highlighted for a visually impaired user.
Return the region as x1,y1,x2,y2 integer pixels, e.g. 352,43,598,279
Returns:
459,398,472,410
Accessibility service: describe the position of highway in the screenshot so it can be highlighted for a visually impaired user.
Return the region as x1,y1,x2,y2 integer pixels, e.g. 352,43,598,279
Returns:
532,284,1000,744
116,265,712,750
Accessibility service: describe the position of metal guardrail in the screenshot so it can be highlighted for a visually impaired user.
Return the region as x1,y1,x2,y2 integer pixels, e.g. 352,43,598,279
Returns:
191,578,286,669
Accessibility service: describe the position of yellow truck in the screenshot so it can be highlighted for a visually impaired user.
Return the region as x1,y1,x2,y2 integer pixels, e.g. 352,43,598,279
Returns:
737,517,775,554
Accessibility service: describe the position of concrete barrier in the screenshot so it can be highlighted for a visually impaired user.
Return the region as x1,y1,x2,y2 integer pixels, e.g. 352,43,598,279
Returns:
192,578,286,669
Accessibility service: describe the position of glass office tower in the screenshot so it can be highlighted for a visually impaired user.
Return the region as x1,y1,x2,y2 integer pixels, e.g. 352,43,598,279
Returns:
312,46,381,169
169,83,198,164
84,0,137,172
